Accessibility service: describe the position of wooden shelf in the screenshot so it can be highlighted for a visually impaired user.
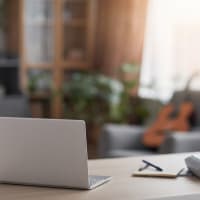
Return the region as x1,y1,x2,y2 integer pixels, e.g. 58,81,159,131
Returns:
24,21,54,27
25,63,53,70
29,92,52,118
64,0,86,4
29,92,51,100
62,60,89,69
20,0,97,118
63,19,86,27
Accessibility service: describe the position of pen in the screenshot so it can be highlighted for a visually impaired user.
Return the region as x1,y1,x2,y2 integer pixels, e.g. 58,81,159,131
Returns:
142,160,163,171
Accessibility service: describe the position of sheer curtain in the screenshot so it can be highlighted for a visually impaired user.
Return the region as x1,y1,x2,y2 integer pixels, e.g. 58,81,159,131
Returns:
139,0,200,102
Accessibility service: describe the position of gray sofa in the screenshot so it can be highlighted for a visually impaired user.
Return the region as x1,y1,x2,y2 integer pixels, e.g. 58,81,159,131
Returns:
98,91,200,158
0,95,30,117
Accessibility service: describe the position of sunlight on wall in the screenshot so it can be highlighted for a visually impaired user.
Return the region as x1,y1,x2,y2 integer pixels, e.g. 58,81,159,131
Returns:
139,0,200,101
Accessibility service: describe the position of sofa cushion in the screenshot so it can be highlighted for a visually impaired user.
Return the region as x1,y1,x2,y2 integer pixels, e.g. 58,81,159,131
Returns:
106,149,155,158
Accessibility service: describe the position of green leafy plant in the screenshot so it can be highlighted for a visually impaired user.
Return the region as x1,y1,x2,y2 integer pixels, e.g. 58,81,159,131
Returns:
62,63,149,125
119,63,150,125
63,73,125,124
27,70,52,94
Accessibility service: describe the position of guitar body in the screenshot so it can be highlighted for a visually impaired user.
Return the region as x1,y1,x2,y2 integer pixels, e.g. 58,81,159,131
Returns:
143,102,194,148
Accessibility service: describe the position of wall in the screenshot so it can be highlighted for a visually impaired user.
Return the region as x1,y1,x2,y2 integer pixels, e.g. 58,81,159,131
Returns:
94,0,148,76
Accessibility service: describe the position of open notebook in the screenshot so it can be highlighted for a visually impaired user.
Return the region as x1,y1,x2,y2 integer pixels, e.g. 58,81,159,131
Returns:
133,161,186,178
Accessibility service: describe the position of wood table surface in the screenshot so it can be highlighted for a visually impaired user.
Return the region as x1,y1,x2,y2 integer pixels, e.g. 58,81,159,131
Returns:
0,153,200,200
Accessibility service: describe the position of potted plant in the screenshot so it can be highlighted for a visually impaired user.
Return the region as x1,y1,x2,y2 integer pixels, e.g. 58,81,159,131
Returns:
62,64,149,144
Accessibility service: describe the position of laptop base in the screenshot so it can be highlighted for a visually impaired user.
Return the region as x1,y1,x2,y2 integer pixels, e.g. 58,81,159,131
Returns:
88,175,112,190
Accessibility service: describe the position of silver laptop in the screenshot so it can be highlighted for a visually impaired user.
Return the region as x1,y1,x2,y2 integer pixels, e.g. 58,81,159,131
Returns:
0,117,111,190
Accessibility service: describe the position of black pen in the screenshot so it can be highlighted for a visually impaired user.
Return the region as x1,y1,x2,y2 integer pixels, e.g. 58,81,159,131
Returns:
142,160,163,171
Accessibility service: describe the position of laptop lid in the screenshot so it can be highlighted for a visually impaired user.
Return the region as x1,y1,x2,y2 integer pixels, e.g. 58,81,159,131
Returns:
0,117,89,189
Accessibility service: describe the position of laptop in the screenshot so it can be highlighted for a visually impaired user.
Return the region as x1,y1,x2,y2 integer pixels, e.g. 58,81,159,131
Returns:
0,117,111,190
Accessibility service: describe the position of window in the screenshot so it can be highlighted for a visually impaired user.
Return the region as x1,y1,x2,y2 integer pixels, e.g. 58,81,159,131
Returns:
139,0,200,102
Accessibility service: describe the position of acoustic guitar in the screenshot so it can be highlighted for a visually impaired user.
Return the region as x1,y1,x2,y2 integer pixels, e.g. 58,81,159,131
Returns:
143,102,194,148
143,72,197,148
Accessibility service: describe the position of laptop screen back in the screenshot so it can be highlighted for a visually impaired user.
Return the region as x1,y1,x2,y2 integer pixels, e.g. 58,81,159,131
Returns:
0,117,89,189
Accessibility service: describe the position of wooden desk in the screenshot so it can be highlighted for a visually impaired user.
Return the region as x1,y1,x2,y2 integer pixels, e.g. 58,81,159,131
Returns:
0,153,200,200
